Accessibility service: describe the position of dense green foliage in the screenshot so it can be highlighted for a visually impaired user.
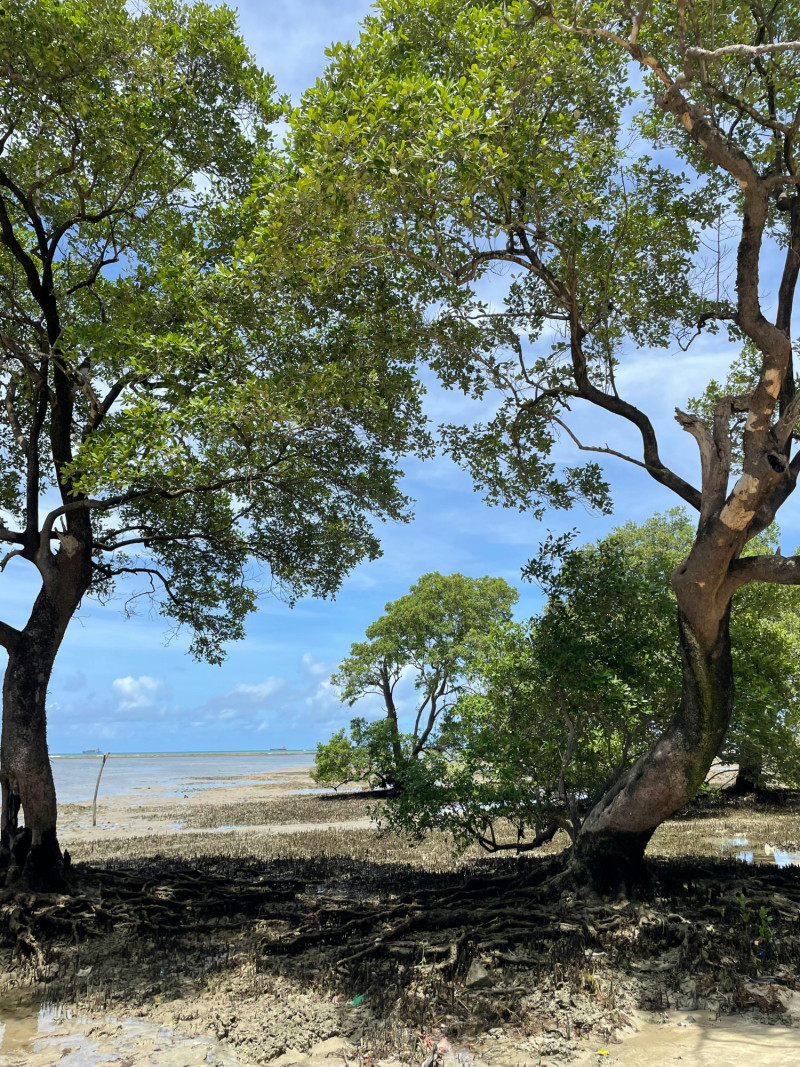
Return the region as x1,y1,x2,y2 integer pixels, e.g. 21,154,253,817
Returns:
313,572,518,789
284,1,800,867
382,513,800,852
279,0,721,517
0,0,439,663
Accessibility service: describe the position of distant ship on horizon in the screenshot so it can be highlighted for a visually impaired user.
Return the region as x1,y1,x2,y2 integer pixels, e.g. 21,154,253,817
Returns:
268,746,287,751
82,748,101,755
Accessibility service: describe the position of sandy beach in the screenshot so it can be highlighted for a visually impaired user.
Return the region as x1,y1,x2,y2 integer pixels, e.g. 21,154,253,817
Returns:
1,771,800,1067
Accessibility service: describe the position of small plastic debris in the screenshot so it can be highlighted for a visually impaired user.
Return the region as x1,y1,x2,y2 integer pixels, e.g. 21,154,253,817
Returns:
597,1051,610,1057
349,990,368,1006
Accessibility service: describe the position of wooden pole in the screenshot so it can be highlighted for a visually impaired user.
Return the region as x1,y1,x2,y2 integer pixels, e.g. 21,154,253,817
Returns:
92,752,110,827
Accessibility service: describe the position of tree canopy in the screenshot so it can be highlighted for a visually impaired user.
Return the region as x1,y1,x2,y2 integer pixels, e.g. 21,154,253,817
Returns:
0,0,440,663
384,512,800,853
281,0,800,888
313,571,518,790
0,0,443,885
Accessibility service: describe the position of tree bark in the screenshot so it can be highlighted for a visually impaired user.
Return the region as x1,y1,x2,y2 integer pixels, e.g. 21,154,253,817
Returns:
569,605,733,895
0,545,91,889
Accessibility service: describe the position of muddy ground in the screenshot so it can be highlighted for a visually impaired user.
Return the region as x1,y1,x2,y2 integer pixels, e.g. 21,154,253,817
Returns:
2,781,800,1065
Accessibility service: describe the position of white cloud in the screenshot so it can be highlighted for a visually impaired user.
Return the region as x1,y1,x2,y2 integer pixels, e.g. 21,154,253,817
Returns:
112,675,164,710
229,677,286,702
302,652,327,676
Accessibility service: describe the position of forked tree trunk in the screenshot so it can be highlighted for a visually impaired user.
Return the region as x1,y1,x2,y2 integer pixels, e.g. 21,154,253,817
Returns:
570,605,734,895
0,552,90,889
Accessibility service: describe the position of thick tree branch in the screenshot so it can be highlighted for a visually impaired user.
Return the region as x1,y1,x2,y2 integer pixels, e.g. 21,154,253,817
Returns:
776,201,800,416
745,449,800,539
0,526,24,545
26,358,48,547
775,393,800,449
0,620,20,653
726,553,800,592
0,167,49,265
567,333,702,510
0,193,45,304
675,406,730,523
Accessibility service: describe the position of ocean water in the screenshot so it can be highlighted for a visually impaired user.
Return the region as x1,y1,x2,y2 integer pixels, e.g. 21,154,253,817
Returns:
49,752,314,804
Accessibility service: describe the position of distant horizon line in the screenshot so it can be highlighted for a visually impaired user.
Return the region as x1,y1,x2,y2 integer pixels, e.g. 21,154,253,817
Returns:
50,749,316,759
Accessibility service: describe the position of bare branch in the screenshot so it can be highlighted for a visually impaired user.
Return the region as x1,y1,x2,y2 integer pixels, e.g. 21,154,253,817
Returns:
0,548,24,571
547,407,703,511
84,372,148,437
476,817,567,854
38,474,250,549
550,414,652,473
686,42,800,62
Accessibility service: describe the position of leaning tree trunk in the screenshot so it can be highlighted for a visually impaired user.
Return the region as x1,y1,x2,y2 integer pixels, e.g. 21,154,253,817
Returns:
570,604,734,895
0,547,91,889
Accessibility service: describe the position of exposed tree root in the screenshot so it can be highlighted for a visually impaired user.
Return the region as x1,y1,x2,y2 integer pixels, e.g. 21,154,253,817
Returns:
0,851,798,1039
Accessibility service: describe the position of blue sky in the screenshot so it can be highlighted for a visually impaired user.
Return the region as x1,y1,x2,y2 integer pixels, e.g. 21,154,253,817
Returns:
10,1,799,754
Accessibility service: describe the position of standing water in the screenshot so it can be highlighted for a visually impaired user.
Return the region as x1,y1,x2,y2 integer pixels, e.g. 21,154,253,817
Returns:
48,752,314,803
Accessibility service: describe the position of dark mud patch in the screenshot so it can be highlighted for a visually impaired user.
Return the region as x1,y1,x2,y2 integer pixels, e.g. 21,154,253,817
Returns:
158,792,375,830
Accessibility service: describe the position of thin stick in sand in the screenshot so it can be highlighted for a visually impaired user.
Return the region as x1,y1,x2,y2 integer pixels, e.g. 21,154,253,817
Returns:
92,753,110,827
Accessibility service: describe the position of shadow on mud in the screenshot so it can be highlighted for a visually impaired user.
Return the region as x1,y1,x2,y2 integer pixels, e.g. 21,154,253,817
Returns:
1,847,799,1041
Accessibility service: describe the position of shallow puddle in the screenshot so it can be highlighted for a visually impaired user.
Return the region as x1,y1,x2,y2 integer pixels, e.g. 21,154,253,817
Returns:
712,836,800,866
0,999,68,1053
0,996,240,1065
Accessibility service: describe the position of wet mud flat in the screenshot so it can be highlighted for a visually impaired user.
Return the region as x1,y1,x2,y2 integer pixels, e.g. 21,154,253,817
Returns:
1,790,800,1065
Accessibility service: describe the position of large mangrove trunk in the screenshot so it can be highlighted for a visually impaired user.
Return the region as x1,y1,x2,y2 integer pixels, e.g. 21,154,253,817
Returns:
570,604,734,894
0,543,91,889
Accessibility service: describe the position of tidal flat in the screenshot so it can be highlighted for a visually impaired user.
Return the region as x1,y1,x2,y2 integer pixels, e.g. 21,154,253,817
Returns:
2,773,800,1067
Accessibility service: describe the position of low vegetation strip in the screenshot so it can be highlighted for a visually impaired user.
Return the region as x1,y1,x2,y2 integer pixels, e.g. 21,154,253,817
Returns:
158,793,375,830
